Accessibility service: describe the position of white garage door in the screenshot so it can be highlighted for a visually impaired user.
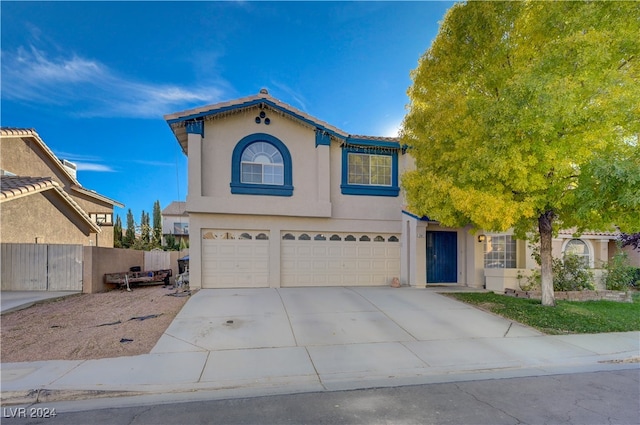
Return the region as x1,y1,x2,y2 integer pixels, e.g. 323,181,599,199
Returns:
281,232,400,287
201,229,269,288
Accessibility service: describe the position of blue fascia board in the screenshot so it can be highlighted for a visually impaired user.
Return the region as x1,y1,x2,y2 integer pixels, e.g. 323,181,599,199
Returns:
230,182,294,196
341,185,400,197
167,98,347,142
315,128,331,147
186,121,204,137
402,210,433,221
345,137,401,149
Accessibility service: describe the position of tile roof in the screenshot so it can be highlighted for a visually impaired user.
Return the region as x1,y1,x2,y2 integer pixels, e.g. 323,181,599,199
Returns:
0,176,57,200
164,90,400,152
1,127,123,207
1,175,101,233
558,228,620,237
162,201,187,216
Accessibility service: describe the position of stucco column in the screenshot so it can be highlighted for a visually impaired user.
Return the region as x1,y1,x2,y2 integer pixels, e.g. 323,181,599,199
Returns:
186,122,203,289
186,124,203,202
316,141,330,204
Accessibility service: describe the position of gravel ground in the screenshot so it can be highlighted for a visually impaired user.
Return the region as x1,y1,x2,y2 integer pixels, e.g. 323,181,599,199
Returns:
0,285,191,363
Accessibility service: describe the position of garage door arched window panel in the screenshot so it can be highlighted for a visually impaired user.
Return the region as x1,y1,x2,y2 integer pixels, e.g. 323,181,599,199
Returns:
231,133,293,196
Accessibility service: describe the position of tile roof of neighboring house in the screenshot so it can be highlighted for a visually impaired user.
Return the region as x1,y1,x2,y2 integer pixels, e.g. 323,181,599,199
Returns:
0,175,56,199
558,228,620,238
162,201,188,216
0,127,123,208
164,90,400,154
0,175,101,233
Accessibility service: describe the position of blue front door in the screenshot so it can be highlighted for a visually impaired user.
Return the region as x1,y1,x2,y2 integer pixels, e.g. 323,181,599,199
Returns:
426,231,457,283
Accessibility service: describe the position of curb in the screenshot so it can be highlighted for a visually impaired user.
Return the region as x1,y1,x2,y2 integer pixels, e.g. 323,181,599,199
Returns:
1,389,145,406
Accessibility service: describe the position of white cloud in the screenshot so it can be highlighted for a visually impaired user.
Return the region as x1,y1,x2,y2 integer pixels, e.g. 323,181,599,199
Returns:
2,45,225,118
75,163,116,172
269,81,308,111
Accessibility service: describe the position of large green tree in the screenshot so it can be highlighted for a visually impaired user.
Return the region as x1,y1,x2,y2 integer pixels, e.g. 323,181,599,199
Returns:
402,1,640,306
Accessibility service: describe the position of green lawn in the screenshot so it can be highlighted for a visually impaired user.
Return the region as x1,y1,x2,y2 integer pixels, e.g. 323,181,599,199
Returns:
445,291,640,335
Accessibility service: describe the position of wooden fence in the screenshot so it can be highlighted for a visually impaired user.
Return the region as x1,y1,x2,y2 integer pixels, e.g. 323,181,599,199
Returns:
2,243,184,293
1,243,83,291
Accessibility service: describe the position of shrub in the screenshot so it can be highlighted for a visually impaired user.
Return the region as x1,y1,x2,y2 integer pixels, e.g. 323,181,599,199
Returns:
604,250,637,290
519,254,594,292
553,254,594,291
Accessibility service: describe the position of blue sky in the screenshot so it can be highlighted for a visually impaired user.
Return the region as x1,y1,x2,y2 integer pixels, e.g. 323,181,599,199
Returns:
2,1,453,225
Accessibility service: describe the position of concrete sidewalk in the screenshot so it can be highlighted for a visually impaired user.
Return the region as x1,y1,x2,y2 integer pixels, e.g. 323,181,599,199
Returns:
1,291,80,315
1,287,639,406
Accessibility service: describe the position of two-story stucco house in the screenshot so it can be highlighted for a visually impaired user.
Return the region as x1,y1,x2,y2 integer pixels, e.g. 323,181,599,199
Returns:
0,127,123,247
165,90,623,290
162,201,190,248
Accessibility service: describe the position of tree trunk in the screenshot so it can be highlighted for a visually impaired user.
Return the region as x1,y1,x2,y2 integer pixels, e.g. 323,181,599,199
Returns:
538,211,556,307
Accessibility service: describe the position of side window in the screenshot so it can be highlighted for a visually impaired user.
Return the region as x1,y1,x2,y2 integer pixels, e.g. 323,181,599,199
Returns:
230,133,293,196
484,235,516,268
563,239,591,267
341,146,399,196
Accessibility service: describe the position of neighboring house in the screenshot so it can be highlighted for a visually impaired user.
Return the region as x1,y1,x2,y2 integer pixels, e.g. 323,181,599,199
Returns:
0,128,123,247
162,201,189,248
164,90,624,290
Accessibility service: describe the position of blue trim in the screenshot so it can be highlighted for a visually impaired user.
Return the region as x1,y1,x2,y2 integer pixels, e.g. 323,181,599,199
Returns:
168,98,348,142
186,121,204,137
345,136,400,149
340,146,399,197
402,210,433,221
230,133,293,196
315,128,331,147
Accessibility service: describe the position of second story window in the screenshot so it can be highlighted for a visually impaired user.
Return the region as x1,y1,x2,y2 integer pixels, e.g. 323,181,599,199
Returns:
230,133,293,196
341,145,399,197
347,153,392,186
241,142,284,185
90,212,113,226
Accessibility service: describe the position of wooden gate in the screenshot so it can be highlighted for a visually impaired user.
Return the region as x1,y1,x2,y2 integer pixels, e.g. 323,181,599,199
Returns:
1,243,83,291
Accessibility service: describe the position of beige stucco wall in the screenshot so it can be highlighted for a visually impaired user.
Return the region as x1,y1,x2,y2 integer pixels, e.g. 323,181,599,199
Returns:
189,109,332,217
400,216,481,288
622,245,640,267
82,246,145,293
82,247,185,293
184,106,411,288
1,135,116,247
187,106,409,223
188,212,402,289
1,192,93,245
1,136,63,182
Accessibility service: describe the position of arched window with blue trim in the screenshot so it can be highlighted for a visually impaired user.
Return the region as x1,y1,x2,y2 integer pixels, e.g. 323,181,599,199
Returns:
230,133,293,196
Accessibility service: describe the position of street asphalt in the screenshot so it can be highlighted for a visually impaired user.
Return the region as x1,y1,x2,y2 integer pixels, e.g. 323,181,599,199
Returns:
2,369,638,424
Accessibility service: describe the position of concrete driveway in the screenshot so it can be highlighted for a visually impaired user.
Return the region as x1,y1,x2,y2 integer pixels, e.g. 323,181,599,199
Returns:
145,286,636,391
3,286,638,404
